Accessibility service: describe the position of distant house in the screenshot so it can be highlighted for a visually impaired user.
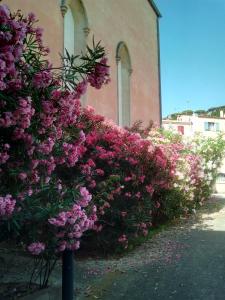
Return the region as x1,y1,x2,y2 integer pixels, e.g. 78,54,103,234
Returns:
162,111,225,193
3,0,162,126
162,111,225,138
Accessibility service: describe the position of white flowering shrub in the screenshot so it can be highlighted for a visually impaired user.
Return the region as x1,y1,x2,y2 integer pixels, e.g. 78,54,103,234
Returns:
148,129,225,219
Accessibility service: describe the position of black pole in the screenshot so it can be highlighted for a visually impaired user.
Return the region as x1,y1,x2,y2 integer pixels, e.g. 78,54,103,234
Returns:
62,250,74,300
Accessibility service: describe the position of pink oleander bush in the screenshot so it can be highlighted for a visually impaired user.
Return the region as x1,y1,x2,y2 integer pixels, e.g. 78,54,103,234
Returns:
64,113,175,253
69,115,225,254
146,129,202,218
0,4,109,271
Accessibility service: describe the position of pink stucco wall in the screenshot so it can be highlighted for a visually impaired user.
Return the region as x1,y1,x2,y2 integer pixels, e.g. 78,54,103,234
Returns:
3,0,161,126
2,0,63,66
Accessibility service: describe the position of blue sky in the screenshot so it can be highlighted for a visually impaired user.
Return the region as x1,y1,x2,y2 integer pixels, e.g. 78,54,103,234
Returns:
154,0,225,117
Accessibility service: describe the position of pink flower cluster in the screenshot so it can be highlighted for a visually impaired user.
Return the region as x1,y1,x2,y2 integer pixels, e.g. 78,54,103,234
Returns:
74,80,88,99
78,187,92,207
0,5,25,91
186,154,202,185
48,187,96,252
66,108,175,249
57,92,81,127
0,6,49,92
33,70,53,89
0,194,16,217
0,97,35,129
148,128,210,210
88,57,110,89
118,234,128,248
28,242,45,255
62,142,84,167
0,143,10,165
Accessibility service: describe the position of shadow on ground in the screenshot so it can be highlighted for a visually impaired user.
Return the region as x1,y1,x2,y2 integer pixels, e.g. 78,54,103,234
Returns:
75,195,225,300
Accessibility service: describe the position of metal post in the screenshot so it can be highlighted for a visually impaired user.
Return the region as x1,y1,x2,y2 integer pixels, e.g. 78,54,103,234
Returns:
62,250,74,300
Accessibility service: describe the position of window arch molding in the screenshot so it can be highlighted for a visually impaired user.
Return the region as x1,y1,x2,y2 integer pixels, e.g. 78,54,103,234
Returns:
61,0,90,56
116,41,132,127
116,42,132,72
61,0,89,104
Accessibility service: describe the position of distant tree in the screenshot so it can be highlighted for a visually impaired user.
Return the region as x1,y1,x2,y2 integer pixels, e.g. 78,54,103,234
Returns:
168,113,179,120
194,110,206,115
207,105,225,113
207,105,225,117
181,110,193,115
210,111,220,117
166,105,225,120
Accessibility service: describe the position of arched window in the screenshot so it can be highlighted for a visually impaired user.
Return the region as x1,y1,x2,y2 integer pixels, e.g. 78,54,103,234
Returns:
63,0,89,56
64,6,75,56
62,0,89,103
116,42,132,127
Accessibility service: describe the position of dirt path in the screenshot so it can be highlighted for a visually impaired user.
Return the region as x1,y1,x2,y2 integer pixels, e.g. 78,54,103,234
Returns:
74,194,225,300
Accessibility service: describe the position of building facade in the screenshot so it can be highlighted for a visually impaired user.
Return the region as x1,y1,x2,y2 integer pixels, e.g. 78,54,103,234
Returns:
3,0,162,126
163,113,225,138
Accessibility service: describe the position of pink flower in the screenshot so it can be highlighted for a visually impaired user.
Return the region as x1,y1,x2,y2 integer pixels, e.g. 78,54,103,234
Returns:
57,240,67,252
28,242,45,255
135,192,141,199
87,159,96,167
31,160,39,169
31,170,40,183
125,192,131,197
79,130,86,143
87,57,110,89
45,176,51,184
38,137,55,154
27,188,33,196
155,201,161,209
0,5,10,23
95,169,104,176
75,80,87,98
0,194,16,217
48,212,67,227
118,234,127,243
89,180,96,189
143,229,148,236
128,157,138,165
13,97,35,129
146,185,154,195
0,151,9,164
124,177,132,182
28,12,36,22
121,211,127,217
78,187,92,207
33,70,52,88
18,172,27,181
139,175,145,183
